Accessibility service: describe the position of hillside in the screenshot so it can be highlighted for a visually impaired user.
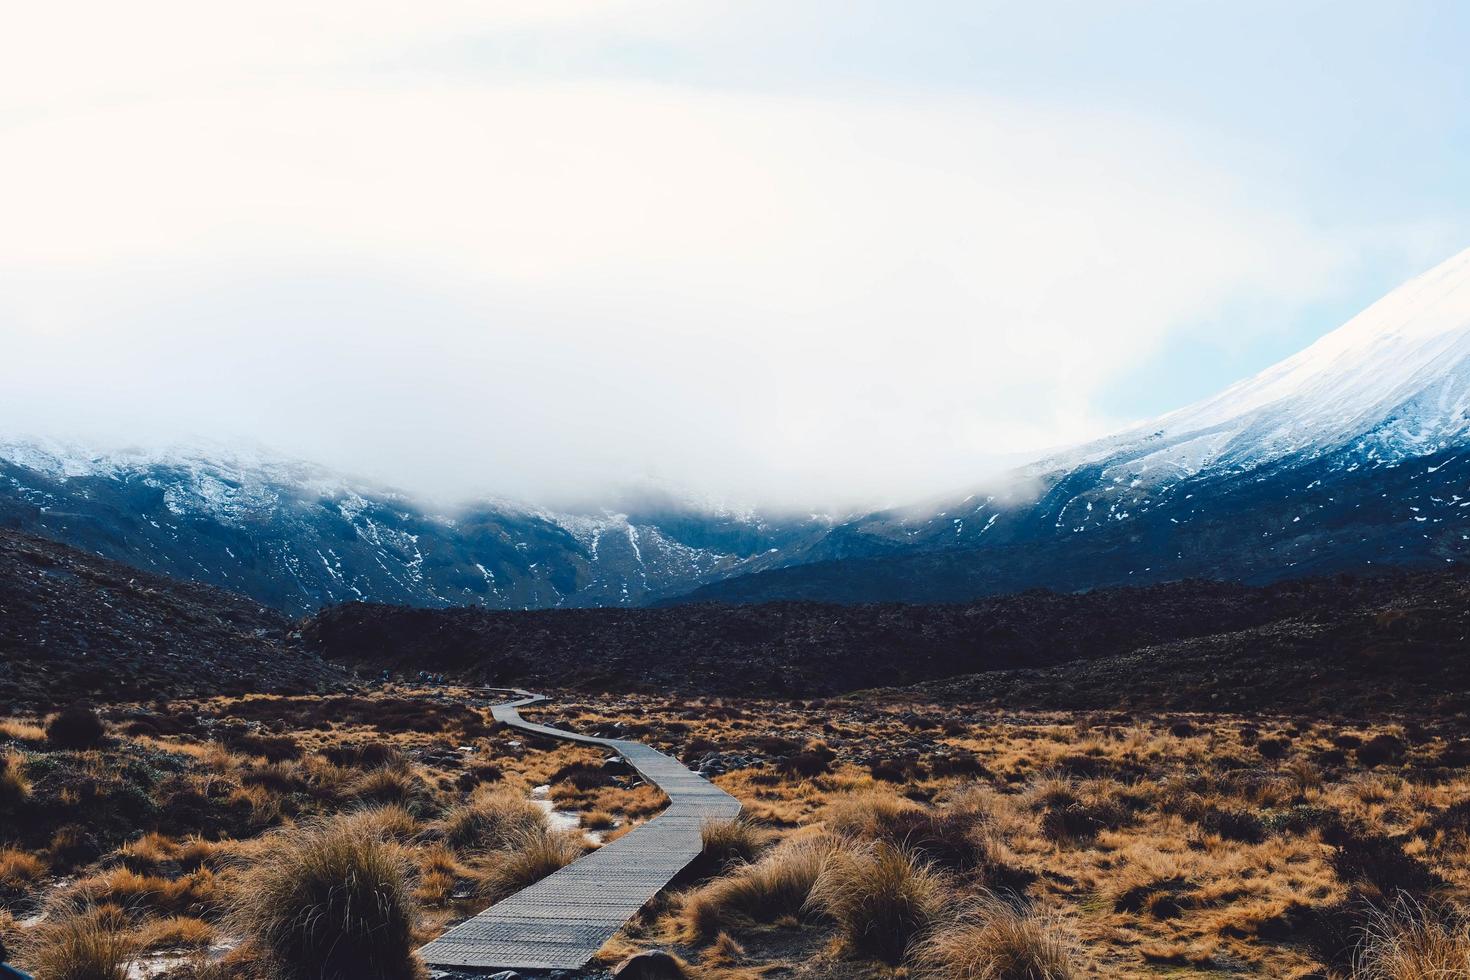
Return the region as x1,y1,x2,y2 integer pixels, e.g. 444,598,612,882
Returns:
0,527,340,706
303,568,1470,710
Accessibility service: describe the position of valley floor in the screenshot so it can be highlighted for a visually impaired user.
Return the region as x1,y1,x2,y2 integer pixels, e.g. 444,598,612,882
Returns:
2,687,1468,978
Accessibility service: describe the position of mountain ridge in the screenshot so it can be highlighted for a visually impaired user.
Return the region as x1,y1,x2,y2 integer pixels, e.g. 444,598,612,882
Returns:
4,245,1469,610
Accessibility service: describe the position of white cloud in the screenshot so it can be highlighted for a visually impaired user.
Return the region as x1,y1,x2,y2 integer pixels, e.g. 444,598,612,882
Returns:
0,5,1418,508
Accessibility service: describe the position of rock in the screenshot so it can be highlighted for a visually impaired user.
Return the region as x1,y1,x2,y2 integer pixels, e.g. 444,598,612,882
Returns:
611,950,688,979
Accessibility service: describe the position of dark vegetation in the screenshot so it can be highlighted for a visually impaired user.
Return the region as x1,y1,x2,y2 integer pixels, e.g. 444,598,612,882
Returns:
306,568,1470,712
5,525,1469,717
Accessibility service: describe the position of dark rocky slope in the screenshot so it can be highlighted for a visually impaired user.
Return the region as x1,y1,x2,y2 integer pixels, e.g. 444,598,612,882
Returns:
0,529,341,707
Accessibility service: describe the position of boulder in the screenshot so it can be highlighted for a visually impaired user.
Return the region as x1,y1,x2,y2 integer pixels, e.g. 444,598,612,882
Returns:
611,950,688,979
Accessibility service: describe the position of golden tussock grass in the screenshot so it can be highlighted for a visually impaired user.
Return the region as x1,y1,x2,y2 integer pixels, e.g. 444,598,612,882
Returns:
229,814,420,980
680,833,842,942
68,866,228,920
0,718,48,746
438,786,547,853
0,847,47,891
477,827,587,903
135,914,216,951
700,817,775,869
0,750,30,807
16,905,136,980
910,900,1083,979
1354,897,1470,979
805,840,951,963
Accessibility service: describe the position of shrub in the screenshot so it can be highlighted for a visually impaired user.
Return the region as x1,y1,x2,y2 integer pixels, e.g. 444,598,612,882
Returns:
806,841,951,963
231,815,419,980
912,901,1081,979
440,788,548,853
45,706,108,750
1195,806,1266,844
777,743,837,779
18,906,135,980
681,834,841,941
1328,828,1442,897
1358,734,1407,767
1354,897,1470,979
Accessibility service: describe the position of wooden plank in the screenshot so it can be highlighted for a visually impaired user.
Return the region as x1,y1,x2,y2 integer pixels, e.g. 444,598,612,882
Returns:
418,690,741,971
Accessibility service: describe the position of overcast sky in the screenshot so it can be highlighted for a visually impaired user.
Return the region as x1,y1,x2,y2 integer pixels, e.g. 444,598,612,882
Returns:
2,2,1467,510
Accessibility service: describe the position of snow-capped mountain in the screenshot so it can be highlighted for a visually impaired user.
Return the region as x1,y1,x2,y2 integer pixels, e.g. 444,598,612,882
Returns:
680,245,1470,603
0,438,828,615
7,247,1470,611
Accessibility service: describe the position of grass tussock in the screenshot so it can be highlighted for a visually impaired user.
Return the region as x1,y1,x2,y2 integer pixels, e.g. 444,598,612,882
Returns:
912,900,1083,980
478,827,586,903
230,814,420,980
806,840,951,963
17,905,136,980
681,834,842,941
700,817,775,869
439,786,548,853
1354,897,1470,979
0,751,30,808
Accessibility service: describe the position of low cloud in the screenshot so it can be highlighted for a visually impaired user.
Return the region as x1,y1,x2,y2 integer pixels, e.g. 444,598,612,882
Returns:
0,7,1442,510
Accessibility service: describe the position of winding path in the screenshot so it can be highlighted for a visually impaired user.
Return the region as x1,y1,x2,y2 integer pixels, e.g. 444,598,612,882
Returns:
419,690,742,972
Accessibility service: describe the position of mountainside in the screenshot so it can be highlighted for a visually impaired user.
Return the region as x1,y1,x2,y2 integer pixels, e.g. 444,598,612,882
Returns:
0,440,825,615
5,247,1469,613
0,527,339,706
678,246,1470,604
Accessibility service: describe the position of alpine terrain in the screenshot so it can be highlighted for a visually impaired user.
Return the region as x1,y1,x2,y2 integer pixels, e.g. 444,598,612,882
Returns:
680,244,1470,603
4,247,1470,611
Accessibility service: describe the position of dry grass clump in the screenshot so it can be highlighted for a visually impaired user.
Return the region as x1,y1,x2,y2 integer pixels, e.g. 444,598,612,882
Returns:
477,827,587,903
911,900,1082,980
0,718,47,745
17,905,136,980
700,817,775,869
68,867,227,919
822,790,923,839
1354,897,1470,979
230,814,420,980
681,834,842,941
337,803,421,843
135,914,216,951
806,840,951,963
439,786,547,853
0,750,30,808
0,847,47,893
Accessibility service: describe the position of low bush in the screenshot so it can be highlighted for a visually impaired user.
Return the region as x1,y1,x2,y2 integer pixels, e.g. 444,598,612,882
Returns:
45,706,108,750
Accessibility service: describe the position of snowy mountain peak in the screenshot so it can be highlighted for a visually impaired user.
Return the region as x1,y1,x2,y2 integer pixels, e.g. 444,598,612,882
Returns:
1057,245,1470,483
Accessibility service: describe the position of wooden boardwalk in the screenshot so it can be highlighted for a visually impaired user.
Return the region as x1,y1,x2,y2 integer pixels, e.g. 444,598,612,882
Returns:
419,690,742,972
